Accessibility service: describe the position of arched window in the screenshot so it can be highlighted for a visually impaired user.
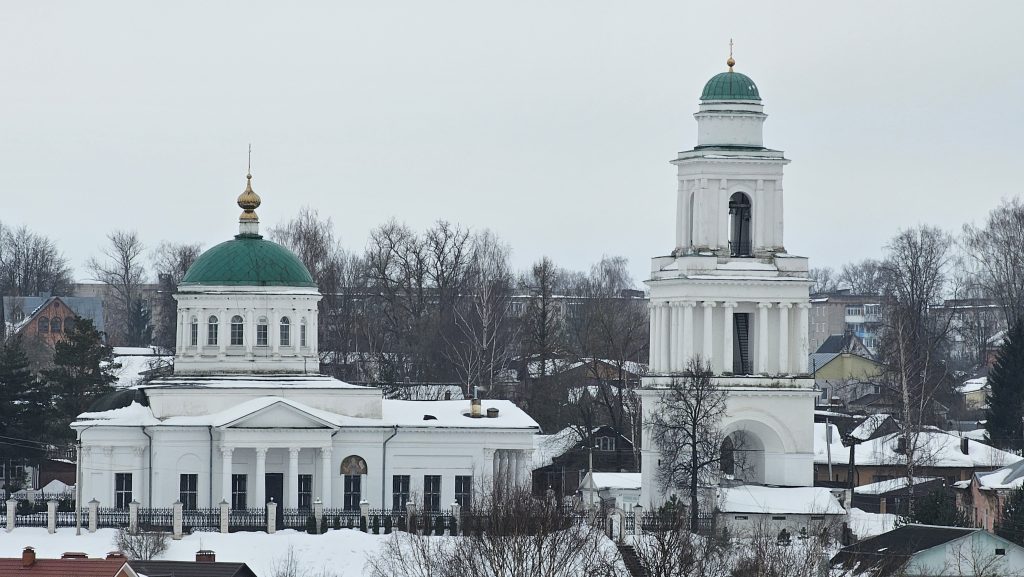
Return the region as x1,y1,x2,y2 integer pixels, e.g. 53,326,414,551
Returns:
256,317,269,347
230,315,244,346
50,317,62,333
38,316,49,333
728,192,752,257
300,319,307,348
207,316,219,346
720,436,735,476
279,317,291,347
190,317,199,346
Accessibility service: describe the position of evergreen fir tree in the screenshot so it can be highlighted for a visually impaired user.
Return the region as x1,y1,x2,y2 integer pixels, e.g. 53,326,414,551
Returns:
0,336,47,490
42,318,116,441
997,486,1024,546
899,489,969,527
986,322,1024,450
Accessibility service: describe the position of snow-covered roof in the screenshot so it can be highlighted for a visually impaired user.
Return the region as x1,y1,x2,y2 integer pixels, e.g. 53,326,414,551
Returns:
814,423,1022,469
977,459,1024,490
718,486,845,515
590,472,641,490
142,374,369,389
532,427,581,469
40,479,74,494
76,397,539,430
850,413,890,441
526,358,647,379
854,477,940,495
107,354,173,389
958,377,988,394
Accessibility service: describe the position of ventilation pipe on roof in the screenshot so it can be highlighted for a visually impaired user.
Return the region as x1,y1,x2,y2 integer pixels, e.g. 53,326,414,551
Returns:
486,408,499,418
471,398,482,418
196,550,216,563
22,547,35,567
961,437,970,455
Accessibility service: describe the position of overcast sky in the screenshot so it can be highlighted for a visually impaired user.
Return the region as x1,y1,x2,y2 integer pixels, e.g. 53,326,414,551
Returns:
2,1,1022,285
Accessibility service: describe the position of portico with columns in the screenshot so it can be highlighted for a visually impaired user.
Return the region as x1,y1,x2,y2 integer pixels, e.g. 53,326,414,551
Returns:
640,55,819,507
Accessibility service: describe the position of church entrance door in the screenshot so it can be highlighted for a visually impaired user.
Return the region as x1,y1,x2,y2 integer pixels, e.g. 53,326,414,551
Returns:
266,473,284,526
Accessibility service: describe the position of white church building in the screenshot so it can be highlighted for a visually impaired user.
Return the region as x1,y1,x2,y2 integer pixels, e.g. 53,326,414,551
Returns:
639,56,818,507
72,175,538,513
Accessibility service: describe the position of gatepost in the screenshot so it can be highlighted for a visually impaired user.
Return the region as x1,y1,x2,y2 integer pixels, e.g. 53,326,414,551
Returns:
172,500,183,540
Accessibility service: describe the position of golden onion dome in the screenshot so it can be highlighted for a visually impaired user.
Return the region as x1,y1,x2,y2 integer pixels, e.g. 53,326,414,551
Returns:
237,173,261,222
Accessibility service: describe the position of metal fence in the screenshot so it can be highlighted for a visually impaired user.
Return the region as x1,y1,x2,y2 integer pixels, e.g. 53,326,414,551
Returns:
281,508,315,531
98,508,129,528
228,508,266,532
182,508,220,532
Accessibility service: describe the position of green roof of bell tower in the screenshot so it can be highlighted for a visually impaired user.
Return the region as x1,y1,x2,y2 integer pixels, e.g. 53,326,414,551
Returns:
700,70,761,102
180,235,316,287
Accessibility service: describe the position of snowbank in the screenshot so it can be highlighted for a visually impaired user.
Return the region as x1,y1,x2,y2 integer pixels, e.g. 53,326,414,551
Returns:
848,507,896,539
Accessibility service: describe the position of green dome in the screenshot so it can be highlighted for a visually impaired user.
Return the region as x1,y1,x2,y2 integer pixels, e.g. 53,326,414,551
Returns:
180,236,316,287
700,71,761,101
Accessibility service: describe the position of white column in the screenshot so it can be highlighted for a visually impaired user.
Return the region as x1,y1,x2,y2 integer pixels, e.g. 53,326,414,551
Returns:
198,308,206,355
797,303,811,373
132,447,146,506
682,301,695,367
221,447,233,506
672,302,684,371
717,178,729,251
701,301,716,365
757,302,772,373
175,310,184,351
320,447,333,508
271,308,280,355
648,302,657,370
218,308,228,354
255,448,267,507
488,449,498,486
287,448,300,509
309,312,319,356
659,303,670,373
245,310,254,354
778,302,792,374
668,302,679,371
722,302,736,374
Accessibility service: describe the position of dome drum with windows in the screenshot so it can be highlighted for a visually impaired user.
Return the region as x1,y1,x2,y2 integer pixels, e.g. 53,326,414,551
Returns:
172,172,322,375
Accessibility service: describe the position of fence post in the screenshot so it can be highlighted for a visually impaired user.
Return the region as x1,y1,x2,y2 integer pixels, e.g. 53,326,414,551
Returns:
266,501,277,534
219,500,229,534
314,499,324,533
405,501,414,534
88,499,99,533
879,498,887,515
359,500,369,533
451,502,461,536
47,499,57,534
128,501,139,532
6,499,16,532
172,501,183,540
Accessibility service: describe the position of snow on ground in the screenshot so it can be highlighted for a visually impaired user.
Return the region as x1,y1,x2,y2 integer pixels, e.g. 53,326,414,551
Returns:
0,527,388,577
847,507,896,539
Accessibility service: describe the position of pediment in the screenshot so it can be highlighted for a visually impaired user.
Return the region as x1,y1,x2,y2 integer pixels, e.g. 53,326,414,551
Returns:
222,401,335,429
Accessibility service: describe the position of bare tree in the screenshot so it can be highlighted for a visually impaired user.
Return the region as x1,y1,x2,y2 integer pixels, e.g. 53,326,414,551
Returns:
808,266,839,294
151,241,202,350
838,258,884,295
878,225,955,514
113,527,168,560
87,230,149,346
631,509,731,577
963,197,1024,328
0,223,73,332
366,487,624,577
447,230,517,399
649,357,728,530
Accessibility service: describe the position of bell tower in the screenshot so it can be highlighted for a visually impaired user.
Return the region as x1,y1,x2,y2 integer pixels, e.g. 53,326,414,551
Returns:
639,53,819,503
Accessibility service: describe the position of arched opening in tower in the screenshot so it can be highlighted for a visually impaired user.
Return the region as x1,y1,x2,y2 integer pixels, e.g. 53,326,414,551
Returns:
720,430,765,484
728,192,752,257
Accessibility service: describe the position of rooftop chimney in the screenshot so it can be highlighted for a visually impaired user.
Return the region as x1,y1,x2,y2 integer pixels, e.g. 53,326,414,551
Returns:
61,552,88,559
22,547,36,568
486,407,499,418
471,398,482,418
961,437,970,455
196,550,216,563
106,552,127,560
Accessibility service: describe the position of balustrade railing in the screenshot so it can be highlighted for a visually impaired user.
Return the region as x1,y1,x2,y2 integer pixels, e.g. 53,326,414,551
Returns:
228,508,266,532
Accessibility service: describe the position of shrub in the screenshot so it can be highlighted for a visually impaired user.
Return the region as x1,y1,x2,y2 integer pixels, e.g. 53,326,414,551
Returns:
305,515,318,535
384,514,393,534
332,515,340,530
434,516,444,536
372,515,380,534
359,515,368,533
320,515,328,534
113,527,169,560
423,514,432,535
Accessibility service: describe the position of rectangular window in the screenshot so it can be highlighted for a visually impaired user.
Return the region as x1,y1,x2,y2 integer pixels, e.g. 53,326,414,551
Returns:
597,437,616,451
207,321,218,346
996,548,1006,556
423,475,441,512
771,516,786,521
231,474,247,510
455,475,472,509
300,324,307,347
257,323,268,347
230,320,243,346
115,473,133,509
344,475,361,511
734,515,748,520
190,322,198,346
179,474,198,510
280,324,290,346
392,475,410,511
298,474,313,510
